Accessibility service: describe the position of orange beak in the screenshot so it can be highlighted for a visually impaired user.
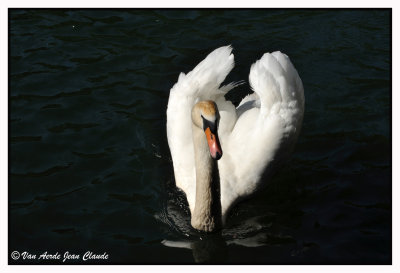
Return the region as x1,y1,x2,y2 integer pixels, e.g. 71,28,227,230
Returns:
204,127,223,160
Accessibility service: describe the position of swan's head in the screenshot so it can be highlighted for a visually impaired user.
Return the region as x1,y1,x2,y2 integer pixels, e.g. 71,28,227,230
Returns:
192,100,223,160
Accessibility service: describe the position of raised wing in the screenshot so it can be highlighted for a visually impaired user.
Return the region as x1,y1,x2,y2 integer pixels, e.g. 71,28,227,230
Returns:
219,52,304,219
249,52,304,117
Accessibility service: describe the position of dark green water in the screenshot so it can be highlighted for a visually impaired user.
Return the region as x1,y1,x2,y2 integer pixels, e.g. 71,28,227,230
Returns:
9,9,391,264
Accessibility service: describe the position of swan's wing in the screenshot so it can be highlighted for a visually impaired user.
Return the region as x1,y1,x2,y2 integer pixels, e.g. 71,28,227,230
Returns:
169,45,235,100
166,46,238,214
219,52,304,218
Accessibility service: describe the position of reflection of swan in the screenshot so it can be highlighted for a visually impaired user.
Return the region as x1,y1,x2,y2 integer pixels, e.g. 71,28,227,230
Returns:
167,46,304,232
162,234,228,264
161,215,295,253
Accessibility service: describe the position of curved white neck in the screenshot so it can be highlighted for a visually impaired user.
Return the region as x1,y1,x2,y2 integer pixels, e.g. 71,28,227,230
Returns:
191,124,221,232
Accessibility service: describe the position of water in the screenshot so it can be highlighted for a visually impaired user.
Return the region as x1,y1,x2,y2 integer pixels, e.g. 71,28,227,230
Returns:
9,9,391,264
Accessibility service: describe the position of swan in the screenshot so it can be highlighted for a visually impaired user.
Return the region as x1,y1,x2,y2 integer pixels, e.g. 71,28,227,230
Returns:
166,45,304,232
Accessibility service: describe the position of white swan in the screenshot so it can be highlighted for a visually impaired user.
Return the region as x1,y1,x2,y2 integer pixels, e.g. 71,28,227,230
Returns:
166,45,304,232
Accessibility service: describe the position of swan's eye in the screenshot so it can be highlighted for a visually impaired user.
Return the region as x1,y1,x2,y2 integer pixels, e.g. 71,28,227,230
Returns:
201,115,217,134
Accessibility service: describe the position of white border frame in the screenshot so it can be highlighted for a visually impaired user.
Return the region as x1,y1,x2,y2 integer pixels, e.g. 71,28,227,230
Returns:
1,1,398,272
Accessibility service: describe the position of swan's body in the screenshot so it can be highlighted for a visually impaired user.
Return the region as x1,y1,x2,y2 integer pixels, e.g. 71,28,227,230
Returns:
166,46,304,231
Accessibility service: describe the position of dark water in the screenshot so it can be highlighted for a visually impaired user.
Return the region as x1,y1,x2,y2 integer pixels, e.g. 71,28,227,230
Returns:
9,9,391,264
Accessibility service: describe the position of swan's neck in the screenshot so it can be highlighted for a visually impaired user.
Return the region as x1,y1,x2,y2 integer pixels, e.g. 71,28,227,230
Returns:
191,124,221,232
